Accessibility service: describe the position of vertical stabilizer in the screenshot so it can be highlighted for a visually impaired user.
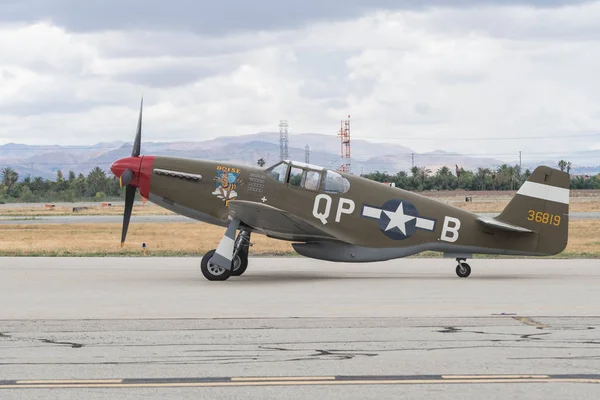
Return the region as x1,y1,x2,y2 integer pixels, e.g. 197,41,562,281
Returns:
496,166,569,255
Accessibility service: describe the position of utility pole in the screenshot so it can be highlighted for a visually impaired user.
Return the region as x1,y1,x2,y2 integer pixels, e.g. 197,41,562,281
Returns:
305,145,310,164
411,153,415,169
519,151,522,170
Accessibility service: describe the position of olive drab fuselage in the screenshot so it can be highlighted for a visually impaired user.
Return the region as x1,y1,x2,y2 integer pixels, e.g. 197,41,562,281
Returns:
144,157,568,257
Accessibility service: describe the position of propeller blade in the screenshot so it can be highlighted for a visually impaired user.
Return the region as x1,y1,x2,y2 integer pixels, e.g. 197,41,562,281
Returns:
121,185,136,247
132,97,143,157
119,168,134,188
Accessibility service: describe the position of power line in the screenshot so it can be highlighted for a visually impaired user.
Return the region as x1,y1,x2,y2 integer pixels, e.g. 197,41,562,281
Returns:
349,133,600,141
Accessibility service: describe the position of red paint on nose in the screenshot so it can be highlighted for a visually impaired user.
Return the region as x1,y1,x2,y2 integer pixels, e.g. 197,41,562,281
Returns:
110,156,155,198
138,156,155,198
110,157,142,182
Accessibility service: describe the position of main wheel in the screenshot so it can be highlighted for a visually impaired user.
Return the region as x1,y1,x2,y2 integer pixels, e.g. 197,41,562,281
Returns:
456,262,471,278
231,249,249,276
201,249,232,281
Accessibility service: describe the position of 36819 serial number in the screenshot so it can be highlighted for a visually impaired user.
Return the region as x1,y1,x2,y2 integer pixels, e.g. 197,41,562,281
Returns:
527,210,561,226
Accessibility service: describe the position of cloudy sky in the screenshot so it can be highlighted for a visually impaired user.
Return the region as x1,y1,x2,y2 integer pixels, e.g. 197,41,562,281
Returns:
1,0,599,157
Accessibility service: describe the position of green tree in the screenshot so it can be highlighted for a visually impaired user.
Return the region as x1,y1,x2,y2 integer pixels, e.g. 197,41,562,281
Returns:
86,167,108,197
558,160,568,172
392,171,410,189
434,166,455,190
55,170,67,191
1,167,18,192
475,167,491,190
30,177,47,193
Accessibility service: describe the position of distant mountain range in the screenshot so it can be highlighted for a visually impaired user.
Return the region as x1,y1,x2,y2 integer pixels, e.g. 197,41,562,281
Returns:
0,133,597,179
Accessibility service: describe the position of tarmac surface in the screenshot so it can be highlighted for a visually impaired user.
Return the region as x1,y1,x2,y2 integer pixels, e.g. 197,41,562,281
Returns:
1,257,599,399
0,212,598,225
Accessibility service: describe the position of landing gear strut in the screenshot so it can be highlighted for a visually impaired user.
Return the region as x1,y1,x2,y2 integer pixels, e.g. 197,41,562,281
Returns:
455,258,471,278
201,223,251,281
231,230,251,277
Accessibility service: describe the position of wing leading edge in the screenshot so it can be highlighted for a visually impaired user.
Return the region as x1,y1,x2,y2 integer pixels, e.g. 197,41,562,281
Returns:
227,200,334,241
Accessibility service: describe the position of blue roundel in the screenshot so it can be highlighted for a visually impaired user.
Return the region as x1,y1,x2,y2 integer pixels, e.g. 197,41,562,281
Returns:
377,199,419,240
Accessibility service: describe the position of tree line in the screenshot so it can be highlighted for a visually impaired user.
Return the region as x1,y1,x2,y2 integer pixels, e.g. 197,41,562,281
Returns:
0,159,598,203
0,167,122,203
360,161,600,191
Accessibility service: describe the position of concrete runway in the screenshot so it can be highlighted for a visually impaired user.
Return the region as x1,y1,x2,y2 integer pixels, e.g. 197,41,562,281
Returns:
1,258,600,399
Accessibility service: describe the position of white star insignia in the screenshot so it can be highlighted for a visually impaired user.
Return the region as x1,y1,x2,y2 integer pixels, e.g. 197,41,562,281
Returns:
382,202,416,235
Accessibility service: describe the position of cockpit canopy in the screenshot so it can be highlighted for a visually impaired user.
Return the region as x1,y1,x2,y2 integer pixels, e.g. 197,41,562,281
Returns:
265,160,350,194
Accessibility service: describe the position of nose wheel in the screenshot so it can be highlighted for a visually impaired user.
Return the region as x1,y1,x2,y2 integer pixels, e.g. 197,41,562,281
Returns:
455,258,471,278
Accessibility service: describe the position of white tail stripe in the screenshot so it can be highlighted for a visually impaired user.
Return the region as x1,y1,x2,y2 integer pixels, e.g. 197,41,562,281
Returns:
517,181,569,204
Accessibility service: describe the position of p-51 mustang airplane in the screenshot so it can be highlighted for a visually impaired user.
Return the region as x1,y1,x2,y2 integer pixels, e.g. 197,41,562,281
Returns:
110,101,570,281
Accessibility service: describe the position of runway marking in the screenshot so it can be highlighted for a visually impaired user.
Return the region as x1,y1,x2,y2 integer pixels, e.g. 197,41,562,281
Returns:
16,379,124,384
1,375,599,389
442,375,550,379
231,376,336,381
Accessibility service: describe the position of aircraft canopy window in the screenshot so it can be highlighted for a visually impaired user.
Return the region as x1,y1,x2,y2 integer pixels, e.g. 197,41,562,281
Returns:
323,170,350,193
303,170,321,191
288,167,303,187
266,162,288,183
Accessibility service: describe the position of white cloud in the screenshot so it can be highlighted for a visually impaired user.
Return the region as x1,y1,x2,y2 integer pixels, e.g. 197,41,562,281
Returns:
0,1,600,160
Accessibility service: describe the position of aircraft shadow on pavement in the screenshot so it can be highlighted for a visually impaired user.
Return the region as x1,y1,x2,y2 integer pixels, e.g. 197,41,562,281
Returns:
219,272,545,283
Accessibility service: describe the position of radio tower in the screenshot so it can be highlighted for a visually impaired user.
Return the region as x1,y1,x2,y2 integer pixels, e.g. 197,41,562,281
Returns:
305,145,310,163
338,115,351,173
279,120,289,161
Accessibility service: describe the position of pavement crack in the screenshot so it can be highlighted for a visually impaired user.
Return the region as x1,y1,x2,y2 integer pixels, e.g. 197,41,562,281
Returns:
437,327,461,333
258,345,289,351
519,332,551,340
257,345,378,362
38,338,84,348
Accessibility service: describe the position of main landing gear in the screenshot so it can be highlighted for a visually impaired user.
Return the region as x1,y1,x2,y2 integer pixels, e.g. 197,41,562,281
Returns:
201,221,251,281
455,258,471,278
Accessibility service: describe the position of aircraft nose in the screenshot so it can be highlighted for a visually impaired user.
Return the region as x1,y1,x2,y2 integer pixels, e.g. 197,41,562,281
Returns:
110,157,141,178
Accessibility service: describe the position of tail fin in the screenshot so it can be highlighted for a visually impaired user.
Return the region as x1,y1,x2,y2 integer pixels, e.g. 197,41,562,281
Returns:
496,166,570,255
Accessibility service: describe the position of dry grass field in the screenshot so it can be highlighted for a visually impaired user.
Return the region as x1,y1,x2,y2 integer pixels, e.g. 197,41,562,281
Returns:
0,220,597,257
0,203,171,216
0,222,293,256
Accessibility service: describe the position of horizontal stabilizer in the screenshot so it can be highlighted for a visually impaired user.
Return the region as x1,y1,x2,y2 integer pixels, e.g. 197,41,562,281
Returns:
476,217,533,233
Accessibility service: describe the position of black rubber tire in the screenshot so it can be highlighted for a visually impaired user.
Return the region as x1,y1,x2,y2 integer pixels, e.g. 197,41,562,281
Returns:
231,250,249,277
201,249,232,281
456,262,471,278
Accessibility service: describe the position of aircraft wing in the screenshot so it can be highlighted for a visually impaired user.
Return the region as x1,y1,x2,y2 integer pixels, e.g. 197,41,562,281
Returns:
476,217,534,233
227,200,335,241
